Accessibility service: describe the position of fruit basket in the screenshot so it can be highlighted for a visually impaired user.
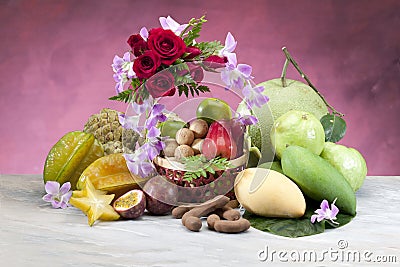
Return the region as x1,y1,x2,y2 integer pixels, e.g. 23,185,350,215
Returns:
153,145,249,203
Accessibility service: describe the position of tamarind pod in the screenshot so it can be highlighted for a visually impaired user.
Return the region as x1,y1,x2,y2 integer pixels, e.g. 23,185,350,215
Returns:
185,216,202,232
207,214,220,230
225,200,240,209
221,209,241,221
172,206,191,219
182,195,230,225
214,218,251,233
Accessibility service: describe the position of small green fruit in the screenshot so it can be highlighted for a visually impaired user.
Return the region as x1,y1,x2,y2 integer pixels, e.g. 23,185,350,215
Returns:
271,110,325,159
320,142,367,191
196,98,232,124
160,120,186,139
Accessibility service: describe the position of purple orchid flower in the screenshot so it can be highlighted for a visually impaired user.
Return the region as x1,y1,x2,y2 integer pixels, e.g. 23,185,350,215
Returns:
242,84,269,109
118,113,144,136
111,52,135,94
42,181,72,209
311,198,340,225
124,150,155,178
237,114,259,126
145,103,167,129
140,27,149,41
132,97,154,115
221,57,253,90
159,16,188,36
219,32,237,66
143,126,165,160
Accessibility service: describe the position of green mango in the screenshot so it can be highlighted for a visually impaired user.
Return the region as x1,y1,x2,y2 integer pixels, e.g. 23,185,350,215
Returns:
281,146,356,215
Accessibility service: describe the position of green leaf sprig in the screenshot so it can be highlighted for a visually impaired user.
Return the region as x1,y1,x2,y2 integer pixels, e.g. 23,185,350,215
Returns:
180,16,207,46
181,155,233,182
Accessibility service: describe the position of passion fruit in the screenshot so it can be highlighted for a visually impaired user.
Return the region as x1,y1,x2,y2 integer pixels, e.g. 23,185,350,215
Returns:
113,190,146,219
143,176,177,215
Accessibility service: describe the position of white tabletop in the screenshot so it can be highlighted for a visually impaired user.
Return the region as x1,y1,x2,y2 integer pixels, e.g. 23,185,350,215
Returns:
1,175,399,267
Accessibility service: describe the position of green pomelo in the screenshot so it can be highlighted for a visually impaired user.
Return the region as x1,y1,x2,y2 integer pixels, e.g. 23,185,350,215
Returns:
237,78,328,163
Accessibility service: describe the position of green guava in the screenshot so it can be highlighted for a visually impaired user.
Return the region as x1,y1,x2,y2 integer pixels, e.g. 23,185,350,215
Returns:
320,142,367,191
237,78,328,163
271,110,325,159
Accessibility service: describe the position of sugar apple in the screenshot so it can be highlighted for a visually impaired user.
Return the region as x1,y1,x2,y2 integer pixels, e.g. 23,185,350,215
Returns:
83,108,138,155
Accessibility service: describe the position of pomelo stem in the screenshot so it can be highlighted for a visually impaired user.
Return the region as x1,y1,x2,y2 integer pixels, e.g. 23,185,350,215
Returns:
281,58,289,87
281,47,345,117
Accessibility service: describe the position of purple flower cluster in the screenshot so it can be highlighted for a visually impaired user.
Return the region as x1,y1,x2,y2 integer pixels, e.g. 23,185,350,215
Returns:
120,99,167,178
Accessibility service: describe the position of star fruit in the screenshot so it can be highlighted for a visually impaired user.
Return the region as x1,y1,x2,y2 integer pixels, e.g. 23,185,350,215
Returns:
70,179,120,226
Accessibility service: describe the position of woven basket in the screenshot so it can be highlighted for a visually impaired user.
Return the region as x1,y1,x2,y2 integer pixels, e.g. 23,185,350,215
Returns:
153,152,248,203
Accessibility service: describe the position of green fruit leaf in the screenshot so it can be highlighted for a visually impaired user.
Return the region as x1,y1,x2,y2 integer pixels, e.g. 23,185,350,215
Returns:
243,199,355,238
320,114,347,143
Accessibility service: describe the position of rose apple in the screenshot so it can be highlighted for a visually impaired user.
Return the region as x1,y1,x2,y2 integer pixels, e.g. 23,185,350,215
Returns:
202,119,244,160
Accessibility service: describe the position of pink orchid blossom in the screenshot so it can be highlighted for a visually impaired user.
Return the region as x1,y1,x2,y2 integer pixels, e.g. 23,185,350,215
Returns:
311,198,340,225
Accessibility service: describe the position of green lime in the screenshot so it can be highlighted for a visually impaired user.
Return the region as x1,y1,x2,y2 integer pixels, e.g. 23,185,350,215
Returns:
160,120,186,138
196,98,232,124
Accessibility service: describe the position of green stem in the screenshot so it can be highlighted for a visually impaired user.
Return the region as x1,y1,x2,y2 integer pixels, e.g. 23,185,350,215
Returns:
281,47,344,117
281,58,289,87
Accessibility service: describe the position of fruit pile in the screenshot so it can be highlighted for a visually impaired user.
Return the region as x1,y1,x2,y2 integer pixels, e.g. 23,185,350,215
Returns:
41,22,368,237
155,98,248,202
234,106,367,237
42,98,250,225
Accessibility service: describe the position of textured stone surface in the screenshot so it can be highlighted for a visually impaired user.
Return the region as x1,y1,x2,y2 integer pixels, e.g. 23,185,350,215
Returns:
0,175,399,266
0,0,399,175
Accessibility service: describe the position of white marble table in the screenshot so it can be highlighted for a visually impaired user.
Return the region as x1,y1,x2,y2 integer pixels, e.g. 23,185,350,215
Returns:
1,175,399,267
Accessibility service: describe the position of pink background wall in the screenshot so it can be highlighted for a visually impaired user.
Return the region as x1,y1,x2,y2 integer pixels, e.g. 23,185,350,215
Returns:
0,0,399,175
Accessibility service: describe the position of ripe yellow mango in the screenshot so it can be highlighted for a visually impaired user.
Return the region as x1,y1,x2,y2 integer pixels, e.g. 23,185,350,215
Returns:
234,168,306,218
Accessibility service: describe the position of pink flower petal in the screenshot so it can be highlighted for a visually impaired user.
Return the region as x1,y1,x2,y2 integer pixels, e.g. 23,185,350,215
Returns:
237,64,252,78
224,32,237,52
51,200,62,209
45,181,60,195
42,194,53,202
59,182,71,195
331,203,339,218
320,199,329,211
310,214,318,223
140,27,149,40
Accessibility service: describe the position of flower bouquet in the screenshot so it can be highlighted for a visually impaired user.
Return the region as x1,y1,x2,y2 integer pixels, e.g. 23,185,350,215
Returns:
110,16,268,204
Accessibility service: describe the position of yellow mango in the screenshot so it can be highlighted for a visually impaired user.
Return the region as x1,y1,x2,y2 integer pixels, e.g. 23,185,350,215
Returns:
234,168,306,218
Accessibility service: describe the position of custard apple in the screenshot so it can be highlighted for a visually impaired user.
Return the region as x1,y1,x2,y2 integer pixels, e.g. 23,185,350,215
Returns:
83,108,138,155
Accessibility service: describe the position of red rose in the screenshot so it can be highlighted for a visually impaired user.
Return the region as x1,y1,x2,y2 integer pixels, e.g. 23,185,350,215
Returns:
187,63,204,83
133,50,161,79
184,46,202,59
147,28,186,65
204,55,227,68
145,71,176,98
127,34,148,57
